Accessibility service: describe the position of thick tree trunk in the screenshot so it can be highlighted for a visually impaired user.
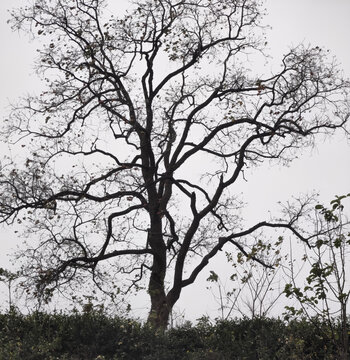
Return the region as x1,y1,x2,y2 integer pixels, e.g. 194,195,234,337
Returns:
146,272,181,329
146,215,170,329
147,287,171,330
146,253,171,329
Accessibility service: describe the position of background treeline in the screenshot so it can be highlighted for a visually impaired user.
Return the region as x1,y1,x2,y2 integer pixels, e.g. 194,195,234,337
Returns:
0,308,347,360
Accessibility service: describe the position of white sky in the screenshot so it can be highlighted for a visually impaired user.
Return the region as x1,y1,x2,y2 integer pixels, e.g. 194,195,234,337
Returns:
0,0,349,320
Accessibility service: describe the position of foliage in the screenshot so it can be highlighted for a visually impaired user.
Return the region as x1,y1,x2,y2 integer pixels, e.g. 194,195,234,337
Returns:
0,309,348,359
283,194,350,359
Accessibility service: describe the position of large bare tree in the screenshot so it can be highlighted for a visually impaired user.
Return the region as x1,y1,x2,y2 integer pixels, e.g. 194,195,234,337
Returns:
0,0,349,328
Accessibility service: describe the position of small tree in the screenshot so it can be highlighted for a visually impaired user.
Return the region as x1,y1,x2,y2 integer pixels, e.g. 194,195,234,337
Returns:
0,268,19,311
207,235,285,319
284,194,350,360
0,0,349,328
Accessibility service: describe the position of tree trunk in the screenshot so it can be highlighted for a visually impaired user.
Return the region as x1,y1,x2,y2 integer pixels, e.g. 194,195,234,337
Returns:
146,256,171,329
147,287,171,330
340,302,349,360
146,217,170,330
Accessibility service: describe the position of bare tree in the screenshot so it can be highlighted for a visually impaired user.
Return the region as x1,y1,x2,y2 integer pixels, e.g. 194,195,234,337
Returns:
0,0,349,328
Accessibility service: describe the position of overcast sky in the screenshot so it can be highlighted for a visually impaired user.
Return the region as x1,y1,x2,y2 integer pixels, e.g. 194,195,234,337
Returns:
0,0,349,320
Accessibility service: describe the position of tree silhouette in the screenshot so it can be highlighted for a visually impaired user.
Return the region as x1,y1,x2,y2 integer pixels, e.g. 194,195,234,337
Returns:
0,0,349,328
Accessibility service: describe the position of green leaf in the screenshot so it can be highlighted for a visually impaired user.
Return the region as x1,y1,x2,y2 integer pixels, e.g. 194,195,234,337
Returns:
207,270,219,282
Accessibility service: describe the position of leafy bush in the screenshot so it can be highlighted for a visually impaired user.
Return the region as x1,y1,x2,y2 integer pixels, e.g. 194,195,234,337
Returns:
0,309,348,359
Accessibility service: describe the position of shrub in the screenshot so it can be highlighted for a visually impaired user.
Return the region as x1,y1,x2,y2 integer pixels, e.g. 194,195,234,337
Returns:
0,309,347,359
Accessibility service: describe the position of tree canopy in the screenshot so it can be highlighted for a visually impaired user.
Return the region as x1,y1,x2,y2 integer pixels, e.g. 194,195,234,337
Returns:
0,0,349,328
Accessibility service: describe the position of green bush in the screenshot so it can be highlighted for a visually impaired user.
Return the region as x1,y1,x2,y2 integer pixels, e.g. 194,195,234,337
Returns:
0,309,347,359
